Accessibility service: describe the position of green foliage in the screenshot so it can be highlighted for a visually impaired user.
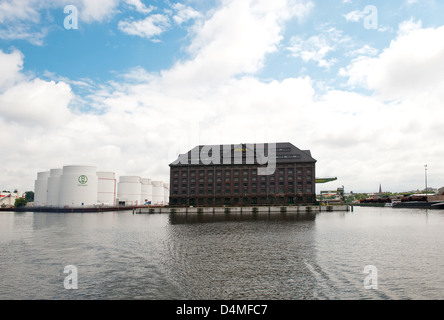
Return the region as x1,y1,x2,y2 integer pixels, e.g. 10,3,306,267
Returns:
14,197,28,208
24,191,34,202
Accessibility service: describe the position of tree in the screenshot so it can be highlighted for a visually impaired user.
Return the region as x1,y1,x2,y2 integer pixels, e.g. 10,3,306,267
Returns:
25,191,34,202
14,197,28,208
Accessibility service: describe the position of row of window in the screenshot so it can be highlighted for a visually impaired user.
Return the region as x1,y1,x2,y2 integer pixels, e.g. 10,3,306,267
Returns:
172,187,313,195
170,195,314,206
173,168,312,177
174,181,310,188
172,176,313,185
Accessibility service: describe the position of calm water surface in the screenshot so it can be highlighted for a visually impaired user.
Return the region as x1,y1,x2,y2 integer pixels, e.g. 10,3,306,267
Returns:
0,207,443,300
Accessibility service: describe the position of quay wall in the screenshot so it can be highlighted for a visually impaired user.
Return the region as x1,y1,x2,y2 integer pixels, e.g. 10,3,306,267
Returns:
136,205,350,215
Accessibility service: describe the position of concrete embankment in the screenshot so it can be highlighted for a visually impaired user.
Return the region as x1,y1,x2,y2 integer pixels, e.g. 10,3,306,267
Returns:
135,205,350,214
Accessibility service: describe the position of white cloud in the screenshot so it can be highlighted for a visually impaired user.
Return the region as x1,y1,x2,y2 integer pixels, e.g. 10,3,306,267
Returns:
341,21,444,100
0,79,72,126
0,0,40,24
0,49,25,91
125,0,154,14
75,0,120,23
344,9,366,22
172,3,201,25
162,0,314,86
0,50,73,126
0,0,121,45
118,14,170,40
288,27,349,68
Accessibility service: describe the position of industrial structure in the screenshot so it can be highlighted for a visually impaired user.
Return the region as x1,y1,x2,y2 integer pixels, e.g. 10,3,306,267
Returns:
33,165,169,208
0,190,24,207
169,142,316,207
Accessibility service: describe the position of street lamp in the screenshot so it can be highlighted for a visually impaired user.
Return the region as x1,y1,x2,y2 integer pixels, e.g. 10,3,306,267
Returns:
425,165,428,200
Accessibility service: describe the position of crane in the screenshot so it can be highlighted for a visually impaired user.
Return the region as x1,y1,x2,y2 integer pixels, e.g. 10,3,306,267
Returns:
315,177,338,184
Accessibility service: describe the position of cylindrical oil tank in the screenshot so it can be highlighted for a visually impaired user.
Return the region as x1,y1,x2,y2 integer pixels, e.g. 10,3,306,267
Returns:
117,176,141,206
47,169,63,207
141,178,152,205
163,183,169,205
97,172,116,206
151,181,164,205
34,171,50,207
59,165,98,207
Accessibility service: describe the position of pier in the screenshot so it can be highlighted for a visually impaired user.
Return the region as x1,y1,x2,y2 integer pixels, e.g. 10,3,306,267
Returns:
135,205,350,215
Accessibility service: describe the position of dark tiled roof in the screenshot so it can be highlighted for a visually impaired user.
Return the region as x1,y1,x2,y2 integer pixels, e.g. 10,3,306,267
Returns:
170,142,316,166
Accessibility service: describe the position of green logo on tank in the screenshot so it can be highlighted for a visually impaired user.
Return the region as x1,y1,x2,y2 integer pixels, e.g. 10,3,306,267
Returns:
78,175,88,185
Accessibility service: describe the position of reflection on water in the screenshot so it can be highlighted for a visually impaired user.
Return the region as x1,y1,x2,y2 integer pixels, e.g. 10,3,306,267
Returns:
0,207,443,300
165,212,318,299
169,211,317,224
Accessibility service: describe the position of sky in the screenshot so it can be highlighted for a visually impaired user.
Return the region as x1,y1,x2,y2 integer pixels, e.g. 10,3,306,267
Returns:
1,0,444,194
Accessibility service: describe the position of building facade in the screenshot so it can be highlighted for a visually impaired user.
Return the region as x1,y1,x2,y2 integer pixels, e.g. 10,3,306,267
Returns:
169,143,316,207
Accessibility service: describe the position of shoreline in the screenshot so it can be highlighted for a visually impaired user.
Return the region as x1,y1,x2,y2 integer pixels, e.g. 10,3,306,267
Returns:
2,204,351,213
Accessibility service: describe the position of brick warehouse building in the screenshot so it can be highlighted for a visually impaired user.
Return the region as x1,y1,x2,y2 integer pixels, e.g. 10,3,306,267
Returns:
169,143,316,207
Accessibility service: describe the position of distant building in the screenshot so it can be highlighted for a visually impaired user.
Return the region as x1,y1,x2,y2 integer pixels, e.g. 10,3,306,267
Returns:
0,190,23,207
169,142,317,207
34,166,169,208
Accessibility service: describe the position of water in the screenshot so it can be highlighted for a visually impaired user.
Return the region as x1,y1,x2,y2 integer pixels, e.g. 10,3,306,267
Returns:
0,207,443,300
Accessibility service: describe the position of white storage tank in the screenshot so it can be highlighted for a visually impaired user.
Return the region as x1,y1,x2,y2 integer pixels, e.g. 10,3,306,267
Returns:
141,178,152,205
97,172,116,206
47,169,63,207
163,183,169,205
117,176,142,206
151,181,164,205
34,171,50,207
59,165,98,207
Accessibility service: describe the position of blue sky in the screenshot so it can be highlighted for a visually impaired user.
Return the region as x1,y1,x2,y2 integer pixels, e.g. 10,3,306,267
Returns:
1,0,444,193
